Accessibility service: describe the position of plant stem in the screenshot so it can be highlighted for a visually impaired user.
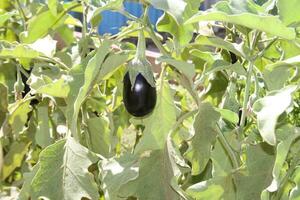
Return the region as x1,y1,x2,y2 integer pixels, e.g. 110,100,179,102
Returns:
15,0,27,30
216,124,239,169
239,31,260,132
145,25,168,56
38,56,70,70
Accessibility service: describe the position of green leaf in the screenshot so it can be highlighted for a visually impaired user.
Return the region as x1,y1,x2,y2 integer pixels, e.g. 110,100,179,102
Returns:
253,85,297,145
215,108,239,124
157,13,194,48
23,9,67,43
48,0,58,16
99,52,129,80
28,35,57,57
0,83,8,125
195,35,249,59
86,117,111,157
8,100,32,135
29,73,71,98
235,143,275,200
0,44,41,59
29,137,99,200
185,102,220,175
99,153,139,200
67,40,112,139
134,80,176,154
186,176,235,200
157,56,195,81
290,167,300,199
266,125,300,193
0,12,15,27
90,0,123,27
35,102,54,148
146,0,186,24
1,141,30,180
263,55,300,90
119,150,180,200
186,5,296,40
277,0,300,26
19,163,40,200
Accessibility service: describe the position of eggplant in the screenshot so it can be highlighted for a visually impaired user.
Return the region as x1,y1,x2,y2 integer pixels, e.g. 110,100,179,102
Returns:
123,72,156,117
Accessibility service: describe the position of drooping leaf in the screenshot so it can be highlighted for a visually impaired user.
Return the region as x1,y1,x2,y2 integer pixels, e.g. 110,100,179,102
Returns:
119,149,180,200
253,85,297,145
23,9,67,43
157,56,195,81
277,0,300,26
290,167,300,199
195,35,249,59
0,83,8,125
66,40,111,140
48,0,58,16
35,102,54,148
8,99,32,135
186,2,296,40
0,44,41,59
134,80,176,154
265,125,300,193
86,116,111,157
100,153,139,200
28,35,57,57
186,175,235,200
216,108,239,125
29,73,71,98
235,143,275,200
1,141,30,180
185,102,220,175
146,0,186,24
29,137,99,200
263,55,300,90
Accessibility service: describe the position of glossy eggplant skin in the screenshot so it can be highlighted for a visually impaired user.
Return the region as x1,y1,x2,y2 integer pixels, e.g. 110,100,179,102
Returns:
123,72,156,117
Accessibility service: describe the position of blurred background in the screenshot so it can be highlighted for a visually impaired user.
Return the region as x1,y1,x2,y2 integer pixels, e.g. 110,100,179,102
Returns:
70,0,219,35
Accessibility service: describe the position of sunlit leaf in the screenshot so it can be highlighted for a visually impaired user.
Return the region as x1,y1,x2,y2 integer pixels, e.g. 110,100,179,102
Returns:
253,85,297,145
29,137,99,200
185,102,220,175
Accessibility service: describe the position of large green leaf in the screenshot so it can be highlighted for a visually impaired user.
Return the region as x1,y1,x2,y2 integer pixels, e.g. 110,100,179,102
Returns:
185,102,220,175
253,85,297,145
186,176,234,200
99,153,139,200
1,141,30,180
29,73,71,98
265,125,300,193
235,143,275,200
277,0,300,26
186,2,296,40
195,36,249,59
134,80,176,154
290,167,300,199
0,83,8,126
157,56,195,81
28,137,99,200
66,40,111,140
86,117,111,157
23,9,67,43
0,44,41,59
35,102,54,148
263,55,300,90
146,0,186,24
119,149,180,200
8,100,32,135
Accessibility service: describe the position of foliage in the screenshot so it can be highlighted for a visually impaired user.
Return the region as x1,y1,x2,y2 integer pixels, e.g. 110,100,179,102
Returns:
0,0,300,199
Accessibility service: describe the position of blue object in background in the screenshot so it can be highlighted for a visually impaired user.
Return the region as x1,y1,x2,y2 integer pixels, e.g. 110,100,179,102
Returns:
98,1,163,35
